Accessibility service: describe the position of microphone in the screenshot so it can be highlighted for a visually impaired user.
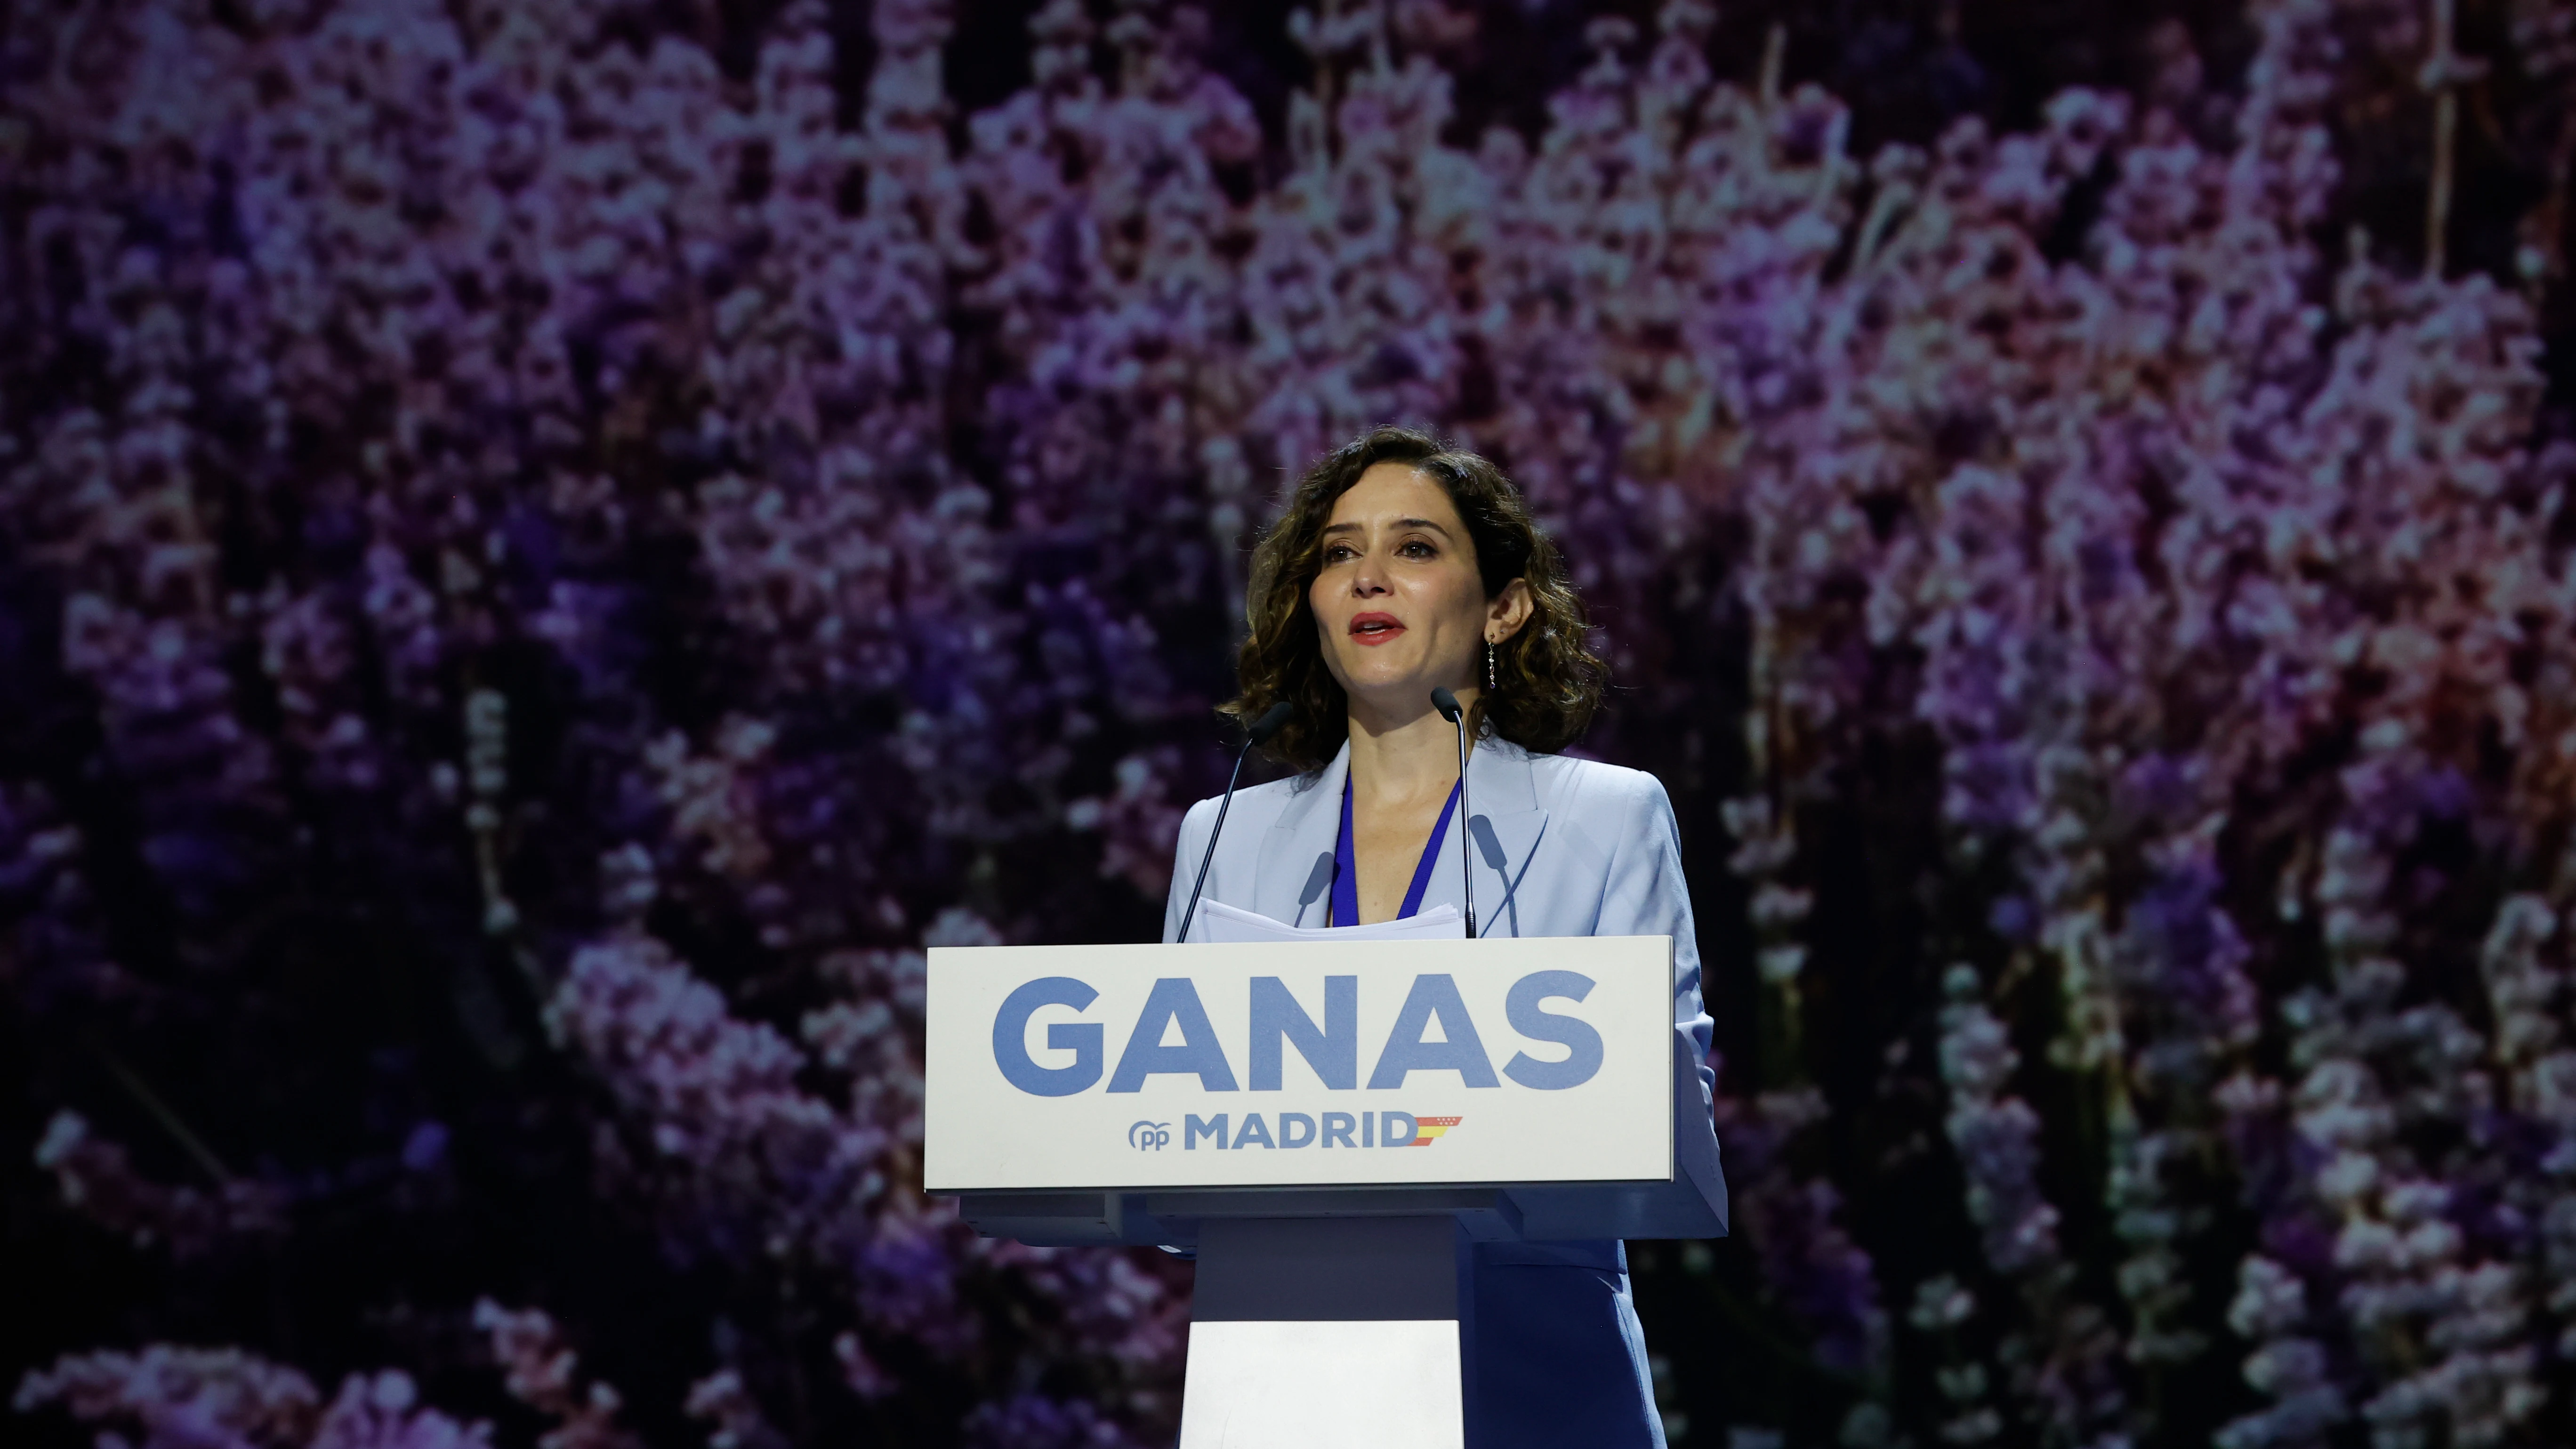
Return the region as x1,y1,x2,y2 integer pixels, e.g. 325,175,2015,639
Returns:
1180,701,1295,942
1429,687,1476,939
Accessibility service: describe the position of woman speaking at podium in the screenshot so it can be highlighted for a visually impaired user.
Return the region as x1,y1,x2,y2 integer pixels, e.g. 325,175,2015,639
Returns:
1162,426,1713,1449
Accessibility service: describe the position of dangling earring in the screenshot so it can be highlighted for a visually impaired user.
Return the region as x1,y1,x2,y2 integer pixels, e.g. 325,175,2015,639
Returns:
1486,640,1497,692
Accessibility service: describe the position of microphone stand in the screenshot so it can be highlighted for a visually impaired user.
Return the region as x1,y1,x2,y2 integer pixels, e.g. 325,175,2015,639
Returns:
1429,687,1476,939
1181,702,1293,942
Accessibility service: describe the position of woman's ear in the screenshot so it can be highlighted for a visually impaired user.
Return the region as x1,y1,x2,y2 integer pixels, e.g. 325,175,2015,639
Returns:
1487,579,1535,641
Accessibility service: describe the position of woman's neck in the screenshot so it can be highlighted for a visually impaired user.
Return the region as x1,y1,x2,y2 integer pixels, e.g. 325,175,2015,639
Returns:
1344,687,1481,805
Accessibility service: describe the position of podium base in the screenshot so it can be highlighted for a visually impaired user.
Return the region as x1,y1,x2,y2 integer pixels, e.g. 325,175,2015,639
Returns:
1180,1216,1473,1449
1180,1320,1460,1449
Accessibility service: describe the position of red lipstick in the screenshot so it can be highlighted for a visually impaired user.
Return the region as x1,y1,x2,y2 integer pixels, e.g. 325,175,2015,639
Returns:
1348,611,1404,645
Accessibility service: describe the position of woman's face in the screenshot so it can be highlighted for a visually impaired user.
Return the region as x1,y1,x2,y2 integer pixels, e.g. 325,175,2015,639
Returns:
1308,462,1519,718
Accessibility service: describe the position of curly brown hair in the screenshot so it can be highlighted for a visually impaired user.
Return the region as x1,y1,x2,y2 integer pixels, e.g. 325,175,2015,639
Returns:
1222,427,1609,772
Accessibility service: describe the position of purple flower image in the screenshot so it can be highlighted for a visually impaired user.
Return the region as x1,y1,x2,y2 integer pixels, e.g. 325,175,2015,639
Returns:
7,0,2576,1445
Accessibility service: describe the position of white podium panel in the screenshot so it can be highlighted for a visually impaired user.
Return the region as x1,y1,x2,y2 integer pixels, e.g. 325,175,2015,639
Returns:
926,936,1725,1448
923,936,1675,1193
1179,1321,1462,1449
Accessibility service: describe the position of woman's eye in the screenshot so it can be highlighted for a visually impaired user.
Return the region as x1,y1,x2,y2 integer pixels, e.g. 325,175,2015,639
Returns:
1399,540,1435,558
1323,544,1354,563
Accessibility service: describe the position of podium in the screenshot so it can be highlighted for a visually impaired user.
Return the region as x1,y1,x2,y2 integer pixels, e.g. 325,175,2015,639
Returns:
924,936,1727,1449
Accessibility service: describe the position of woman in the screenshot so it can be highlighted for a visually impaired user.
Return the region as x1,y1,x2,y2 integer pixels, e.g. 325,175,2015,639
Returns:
1161,425,1714,1449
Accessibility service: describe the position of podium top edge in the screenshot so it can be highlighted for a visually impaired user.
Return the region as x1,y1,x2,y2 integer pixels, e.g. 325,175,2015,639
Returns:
925,935,1675,953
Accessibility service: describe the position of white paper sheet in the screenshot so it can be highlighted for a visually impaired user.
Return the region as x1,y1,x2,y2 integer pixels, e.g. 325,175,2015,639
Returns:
1194,898,1466,943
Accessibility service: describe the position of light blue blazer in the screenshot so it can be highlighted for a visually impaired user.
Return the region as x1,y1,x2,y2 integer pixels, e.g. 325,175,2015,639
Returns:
1161,734,1715,1097
1160,733,1711,1449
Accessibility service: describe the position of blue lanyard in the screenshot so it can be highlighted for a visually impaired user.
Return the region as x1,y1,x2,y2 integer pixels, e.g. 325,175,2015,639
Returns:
1331,776,1463,926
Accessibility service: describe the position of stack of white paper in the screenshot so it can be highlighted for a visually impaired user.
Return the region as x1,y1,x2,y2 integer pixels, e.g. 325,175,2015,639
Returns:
1194,899,1467,943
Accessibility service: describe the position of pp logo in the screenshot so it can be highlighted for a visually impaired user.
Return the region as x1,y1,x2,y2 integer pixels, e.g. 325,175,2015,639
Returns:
1127,1120,1173,1151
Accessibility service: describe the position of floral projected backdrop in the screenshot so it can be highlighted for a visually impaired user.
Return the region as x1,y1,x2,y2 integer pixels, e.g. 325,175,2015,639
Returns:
6,0,2576,1444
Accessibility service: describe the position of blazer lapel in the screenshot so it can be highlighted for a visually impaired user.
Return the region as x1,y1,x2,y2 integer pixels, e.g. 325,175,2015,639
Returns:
1417,738,1549,937
1254,742,1348,926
